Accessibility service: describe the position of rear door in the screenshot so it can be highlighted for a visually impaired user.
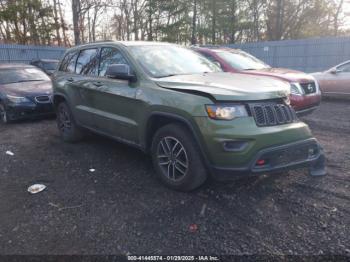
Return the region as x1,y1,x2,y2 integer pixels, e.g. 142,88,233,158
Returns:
72,47,101,128
55,50,89,124
60,48,100,128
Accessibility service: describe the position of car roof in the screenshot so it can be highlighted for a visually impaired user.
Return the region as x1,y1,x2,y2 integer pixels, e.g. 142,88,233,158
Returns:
193,46,243,54
32,59,59,63
68,41,174,51
0,63,36,69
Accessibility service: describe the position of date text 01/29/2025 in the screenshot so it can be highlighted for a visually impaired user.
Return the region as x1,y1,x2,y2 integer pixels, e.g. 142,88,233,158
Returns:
127,255,220,261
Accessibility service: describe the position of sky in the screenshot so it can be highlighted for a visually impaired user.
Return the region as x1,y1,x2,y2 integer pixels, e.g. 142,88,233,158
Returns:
344,0,350,28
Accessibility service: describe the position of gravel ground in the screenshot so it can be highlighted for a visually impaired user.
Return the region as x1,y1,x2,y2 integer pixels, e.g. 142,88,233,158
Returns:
0,99,349,256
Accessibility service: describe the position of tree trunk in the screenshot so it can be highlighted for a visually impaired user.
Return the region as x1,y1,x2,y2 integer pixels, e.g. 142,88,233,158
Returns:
87,9,91,42
191,0,197,45
57,0,69,46
92,6,98,41
132,0,139,40
334,0,344,36
72,0,81,45
230,0,236,43
147,0,153,40
211,0,216,44
53,0,62,45
275,0,284,40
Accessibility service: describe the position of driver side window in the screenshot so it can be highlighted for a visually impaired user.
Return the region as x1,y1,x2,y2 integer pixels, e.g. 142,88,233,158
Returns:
99,47,129,76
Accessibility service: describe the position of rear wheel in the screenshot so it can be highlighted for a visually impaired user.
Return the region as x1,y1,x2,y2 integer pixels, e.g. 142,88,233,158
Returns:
56,101,83,142
151,123,207,192
0,104,8,124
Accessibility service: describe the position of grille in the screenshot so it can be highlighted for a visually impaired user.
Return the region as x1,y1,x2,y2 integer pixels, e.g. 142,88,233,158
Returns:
35,95,51,103
249,102,297,127
300,82,316,94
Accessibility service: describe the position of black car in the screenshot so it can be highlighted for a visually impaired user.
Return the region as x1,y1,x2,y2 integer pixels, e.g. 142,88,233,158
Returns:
0,64,55,123
30,59,59,76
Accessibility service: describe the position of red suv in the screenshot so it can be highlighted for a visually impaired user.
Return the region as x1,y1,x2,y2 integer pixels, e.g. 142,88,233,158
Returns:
193,47,321,115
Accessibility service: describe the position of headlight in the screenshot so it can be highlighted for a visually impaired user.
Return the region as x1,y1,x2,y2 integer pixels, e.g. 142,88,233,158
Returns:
290,83,304,95
310,76,321,94
205,104,248,120
7,95,31,104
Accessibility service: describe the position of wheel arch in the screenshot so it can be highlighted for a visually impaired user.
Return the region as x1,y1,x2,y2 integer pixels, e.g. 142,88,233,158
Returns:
144,112,210,168
53,93,69,110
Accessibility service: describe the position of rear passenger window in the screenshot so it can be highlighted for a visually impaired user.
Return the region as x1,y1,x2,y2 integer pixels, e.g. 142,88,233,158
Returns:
99,48,128,76
59,51,78,73
75,49,99,75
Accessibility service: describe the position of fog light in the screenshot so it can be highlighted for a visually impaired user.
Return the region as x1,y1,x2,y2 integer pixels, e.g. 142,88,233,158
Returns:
256,159,266,166
223,141,248,152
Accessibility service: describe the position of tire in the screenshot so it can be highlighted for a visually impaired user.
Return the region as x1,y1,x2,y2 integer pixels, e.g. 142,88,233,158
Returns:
56,101,83,143
0,103,8,124
151,123,208,192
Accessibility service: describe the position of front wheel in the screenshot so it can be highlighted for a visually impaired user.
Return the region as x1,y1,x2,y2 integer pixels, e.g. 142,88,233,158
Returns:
151,124,207,192
56,101,84,143
0,104,8,124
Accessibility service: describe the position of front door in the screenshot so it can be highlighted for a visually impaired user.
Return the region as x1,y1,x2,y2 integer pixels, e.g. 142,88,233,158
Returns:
322,62,350,95
87,47,141,145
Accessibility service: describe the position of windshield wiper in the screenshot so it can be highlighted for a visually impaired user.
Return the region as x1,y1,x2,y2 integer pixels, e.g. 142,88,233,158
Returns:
17,79,45,82
157,72,211,78
156,74,180,78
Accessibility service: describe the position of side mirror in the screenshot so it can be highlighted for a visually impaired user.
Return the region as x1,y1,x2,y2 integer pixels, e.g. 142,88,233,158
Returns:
105,64,136,82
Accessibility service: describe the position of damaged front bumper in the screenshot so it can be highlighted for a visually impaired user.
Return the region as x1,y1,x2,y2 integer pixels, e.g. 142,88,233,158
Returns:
210,138,326,180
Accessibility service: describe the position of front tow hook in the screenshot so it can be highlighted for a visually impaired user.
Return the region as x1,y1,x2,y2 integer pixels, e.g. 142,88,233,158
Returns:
309,146,327,176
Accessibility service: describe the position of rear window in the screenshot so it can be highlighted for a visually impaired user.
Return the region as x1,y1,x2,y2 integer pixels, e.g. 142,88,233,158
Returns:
59,51,79,73
75,48,99,75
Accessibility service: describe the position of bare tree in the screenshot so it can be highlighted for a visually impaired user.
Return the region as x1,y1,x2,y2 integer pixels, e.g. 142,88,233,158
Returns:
72,0,81,45
333,0,344,36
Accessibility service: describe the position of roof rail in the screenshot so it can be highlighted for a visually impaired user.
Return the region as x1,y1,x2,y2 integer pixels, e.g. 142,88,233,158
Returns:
201,44,221,48
74,40,114,47
88,40,114,43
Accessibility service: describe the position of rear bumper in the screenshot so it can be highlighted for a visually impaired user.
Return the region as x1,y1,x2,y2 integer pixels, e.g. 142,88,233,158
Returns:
209,138,325,180
6,103,55,121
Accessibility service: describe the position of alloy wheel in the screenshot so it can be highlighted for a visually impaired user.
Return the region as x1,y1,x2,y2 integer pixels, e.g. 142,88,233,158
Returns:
157,136,189,181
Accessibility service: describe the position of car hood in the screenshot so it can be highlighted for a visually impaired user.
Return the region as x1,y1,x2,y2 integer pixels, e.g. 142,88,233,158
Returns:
0,80,53,97
241,68,314,83
155,72,290,101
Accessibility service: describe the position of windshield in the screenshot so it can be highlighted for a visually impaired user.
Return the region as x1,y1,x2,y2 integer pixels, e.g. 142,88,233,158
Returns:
42,62,58,70
0,68,50,85
216,51,270,70
129,45,221,78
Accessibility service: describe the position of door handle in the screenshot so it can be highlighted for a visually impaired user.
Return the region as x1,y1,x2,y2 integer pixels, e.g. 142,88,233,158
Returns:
93,81,103,87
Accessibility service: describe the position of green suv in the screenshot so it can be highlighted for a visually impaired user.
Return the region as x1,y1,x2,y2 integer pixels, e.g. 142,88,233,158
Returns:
52,41,326,191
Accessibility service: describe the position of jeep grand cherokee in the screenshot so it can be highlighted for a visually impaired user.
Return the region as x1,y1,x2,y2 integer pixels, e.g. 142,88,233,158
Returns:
52,41,326,191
